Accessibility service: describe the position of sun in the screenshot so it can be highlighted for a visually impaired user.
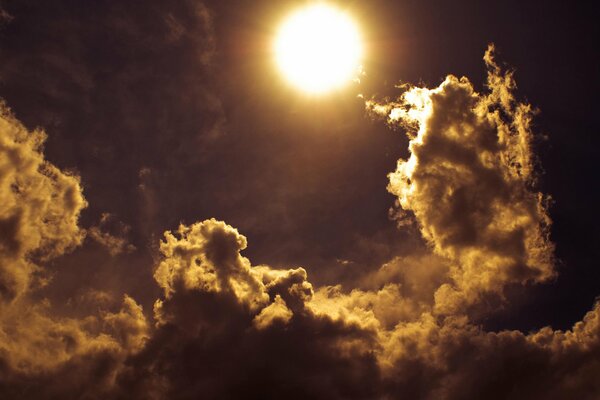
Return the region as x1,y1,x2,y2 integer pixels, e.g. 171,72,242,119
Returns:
274,4,363,94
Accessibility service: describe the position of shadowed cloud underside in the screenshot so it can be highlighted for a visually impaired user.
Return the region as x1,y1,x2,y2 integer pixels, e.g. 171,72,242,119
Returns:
0,40,598,399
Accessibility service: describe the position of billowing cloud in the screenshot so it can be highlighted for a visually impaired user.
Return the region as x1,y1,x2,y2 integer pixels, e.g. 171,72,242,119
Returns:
112,216,597,400
115,219,380,400
375,302,600,399
0,104,149,396
0,293,149,399
0,103,86,301
368,45,555,316
0,41,598,400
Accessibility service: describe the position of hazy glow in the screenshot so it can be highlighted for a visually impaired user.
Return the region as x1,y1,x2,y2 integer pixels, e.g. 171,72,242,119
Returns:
275,4,362,94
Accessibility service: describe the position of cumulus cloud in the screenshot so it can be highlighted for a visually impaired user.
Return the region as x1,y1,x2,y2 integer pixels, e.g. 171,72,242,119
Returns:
368,45,555,315
374,303,600,400
0,102,86,301
153,219,269,312
111,216,597,400
0,44,599,400
0,104,149,397
116,219,379,399
0,294,149,399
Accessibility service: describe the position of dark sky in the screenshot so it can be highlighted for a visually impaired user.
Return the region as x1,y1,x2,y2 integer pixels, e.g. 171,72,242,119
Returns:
0,0,598,399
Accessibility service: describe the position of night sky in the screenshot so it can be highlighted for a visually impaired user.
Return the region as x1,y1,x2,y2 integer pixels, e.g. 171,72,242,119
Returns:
0,1,598,399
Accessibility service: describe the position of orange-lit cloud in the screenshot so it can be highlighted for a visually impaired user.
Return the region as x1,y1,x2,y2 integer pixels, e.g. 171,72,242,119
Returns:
0,43,598,400
368,45,555,316
0,104,148,395
0,104,86,302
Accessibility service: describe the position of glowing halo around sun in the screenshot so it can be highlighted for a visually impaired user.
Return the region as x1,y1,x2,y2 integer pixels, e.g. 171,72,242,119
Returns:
274,4,363,94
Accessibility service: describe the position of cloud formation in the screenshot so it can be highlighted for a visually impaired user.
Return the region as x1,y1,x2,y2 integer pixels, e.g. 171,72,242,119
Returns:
0,102,86,301
368,45,555,316
0,104,148,396
114,216,599,400
0,44,598,400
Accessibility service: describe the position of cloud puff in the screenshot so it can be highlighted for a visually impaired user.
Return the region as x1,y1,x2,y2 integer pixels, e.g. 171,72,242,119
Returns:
87,213,136,256
252,294,293,329
0,294,149,399
368,45,555,315
114,219,380,399
153,219,269,313
0,102,86,301
0,104,148,398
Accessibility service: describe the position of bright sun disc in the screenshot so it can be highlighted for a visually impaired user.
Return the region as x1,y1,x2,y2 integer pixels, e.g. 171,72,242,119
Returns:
275,4,362,94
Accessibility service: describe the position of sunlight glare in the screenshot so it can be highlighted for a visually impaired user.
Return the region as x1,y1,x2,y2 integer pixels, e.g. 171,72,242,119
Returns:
275,4,363,94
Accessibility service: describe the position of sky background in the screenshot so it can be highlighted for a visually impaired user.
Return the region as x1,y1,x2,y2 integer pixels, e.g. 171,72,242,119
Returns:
0,0,598,398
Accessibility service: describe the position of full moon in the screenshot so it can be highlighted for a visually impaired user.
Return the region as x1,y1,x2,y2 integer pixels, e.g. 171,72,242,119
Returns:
274,4,363,94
